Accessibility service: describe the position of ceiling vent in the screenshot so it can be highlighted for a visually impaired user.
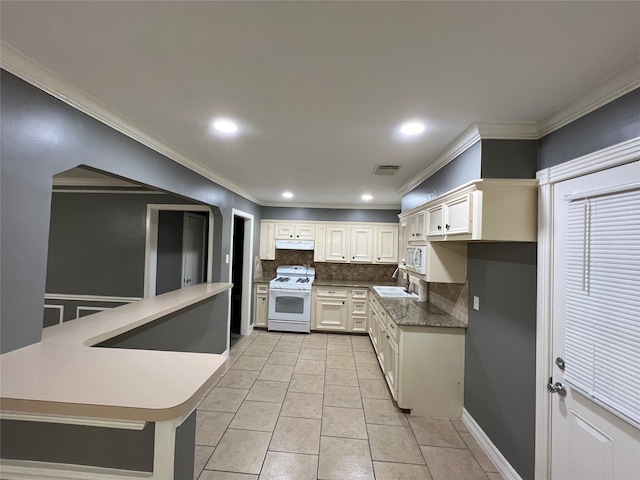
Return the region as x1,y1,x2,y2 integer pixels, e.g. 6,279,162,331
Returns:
373,164,402,176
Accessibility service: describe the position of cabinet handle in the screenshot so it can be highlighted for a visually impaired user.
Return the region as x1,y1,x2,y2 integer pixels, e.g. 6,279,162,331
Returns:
446,224,450,230
437,225,442,230
296,235,299,238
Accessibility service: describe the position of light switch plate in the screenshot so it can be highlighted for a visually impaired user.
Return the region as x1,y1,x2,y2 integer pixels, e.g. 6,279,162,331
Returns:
473,296,480,311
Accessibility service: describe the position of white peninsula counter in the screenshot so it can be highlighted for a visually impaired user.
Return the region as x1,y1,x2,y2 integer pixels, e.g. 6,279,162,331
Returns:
0,282,232,480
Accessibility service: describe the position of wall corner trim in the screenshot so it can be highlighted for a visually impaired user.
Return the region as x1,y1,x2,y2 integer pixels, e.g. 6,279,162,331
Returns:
461,408,524,480
0,41,263,206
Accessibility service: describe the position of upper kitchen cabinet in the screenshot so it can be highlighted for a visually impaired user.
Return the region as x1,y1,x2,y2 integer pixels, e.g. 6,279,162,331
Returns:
375,225,399,264
260,222,276,260
275,223,316,240
259,220,398,264
403,179,538,242
426,192,473,239
350,225,374,263
324,225,350,262
407,210,426,243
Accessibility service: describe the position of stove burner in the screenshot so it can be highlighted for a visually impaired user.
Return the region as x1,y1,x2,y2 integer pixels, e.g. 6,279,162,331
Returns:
275,277,290,282
296,278,310,283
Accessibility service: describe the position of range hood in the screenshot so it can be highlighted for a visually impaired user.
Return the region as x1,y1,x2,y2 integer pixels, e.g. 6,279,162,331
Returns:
275,239,315,251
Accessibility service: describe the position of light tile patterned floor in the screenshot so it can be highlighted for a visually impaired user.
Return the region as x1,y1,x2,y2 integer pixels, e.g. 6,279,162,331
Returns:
195,330,504,480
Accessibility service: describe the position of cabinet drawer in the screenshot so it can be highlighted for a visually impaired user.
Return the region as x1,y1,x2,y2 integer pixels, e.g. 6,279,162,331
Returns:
351,288,368,299
256,284,269,294
316,287,348,298
352,301,368,315
352,316,367,333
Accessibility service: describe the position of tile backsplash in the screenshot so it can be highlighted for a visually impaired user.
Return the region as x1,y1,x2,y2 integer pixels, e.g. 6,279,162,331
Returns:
261,250,396,282
428,281,469,325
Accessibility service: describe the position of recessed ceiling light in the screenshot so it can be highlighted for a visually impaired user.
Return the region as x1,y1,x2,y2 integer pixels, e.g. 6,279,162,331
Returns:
399,121,425,136
282,192,294,199
211,118,239,134
362,194,373,201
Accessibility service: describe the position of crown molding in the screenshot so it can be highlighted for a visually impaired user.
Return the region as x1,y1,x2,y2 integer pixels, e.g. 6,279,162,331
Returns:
397,123,480,196
397,121,540,197
1,41,263,206
476,122,539,140
536,56,640,137
262,201,400,210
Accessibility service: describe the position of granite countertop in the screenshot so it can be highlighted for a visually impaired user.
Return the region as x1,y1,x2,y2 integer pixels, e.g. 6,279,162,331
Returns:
254,276,274,283
252,277,465,329
375,294,467,329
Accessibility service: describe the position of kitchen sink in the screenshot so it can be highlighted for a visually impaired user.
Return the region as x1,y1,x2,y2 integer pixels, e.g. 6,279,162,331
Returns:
372,286,418,298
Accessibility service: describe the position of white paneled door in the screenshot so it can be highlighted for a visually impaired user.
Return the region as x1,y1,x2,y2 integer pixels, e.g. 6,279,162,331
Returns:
550,160,640,480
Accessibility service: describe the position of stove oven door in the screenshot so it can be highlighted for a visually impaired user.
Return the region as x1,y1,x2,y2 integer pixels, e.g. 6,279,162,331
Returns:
268,289,311,323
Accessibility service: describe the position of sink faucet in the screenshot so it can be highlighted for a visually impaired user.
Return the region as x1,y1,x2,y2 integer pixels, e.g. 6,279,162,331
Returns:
391,267,399,279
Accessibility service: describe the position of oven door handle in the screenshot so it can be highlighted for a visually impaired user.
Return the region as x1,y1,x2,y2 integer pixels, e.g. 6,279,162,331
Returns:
270,289,311,295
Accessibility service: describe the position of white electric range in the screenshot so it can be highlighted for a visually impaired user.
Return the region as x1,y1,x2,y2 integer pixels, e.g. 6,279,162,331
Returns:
268,265,315,333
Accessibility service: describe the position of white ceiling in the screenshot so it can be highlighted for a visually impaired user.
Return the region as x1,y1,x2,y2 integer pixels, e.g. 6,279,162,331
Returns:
2,1,639,208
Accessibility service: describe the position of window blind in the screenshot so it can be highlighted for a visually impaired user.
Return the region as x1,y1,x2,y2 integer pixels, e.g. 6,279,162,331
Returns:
565,184,640,428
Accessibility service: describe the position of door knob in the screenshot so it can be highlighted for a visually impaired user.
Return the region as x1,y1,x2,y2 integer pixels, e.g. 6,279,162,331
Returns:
547,377,567,396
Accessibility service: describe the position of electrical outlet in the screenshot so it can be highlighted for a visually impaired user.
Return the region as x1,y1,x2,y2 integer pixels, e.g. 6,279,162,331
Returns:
473,296,480,311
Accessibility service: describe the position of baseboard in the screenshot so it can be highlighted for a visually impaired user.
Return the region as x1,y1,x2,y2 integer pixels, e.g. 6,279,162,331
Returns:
461,408,523,480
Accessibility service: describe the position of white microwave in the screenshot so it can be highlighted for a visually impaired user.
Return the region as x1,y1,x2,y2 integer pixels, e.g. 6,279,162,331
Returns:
406,246,427,274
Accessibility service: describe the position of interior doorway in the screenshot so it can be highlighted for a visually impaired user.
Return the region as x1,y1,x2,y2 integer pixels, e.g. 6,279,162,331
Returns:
144,204,214,297
228,209,255,349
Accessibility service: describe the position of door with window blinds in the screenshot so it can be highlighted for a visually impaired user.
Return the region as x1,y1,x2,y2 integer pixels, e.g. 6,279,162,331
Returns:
565,184,640,427
551,161,640,480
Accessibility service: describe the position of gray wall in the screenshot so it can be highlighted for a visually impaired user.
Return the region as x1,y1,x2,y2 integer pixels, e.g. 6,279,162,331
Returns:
401,140,482,212
98,297,227,354
481,140,538,179
0,70,262,354
47,192,197,298
0,410,196,478
262,206,400,223
466,243,537,480
538,88,640,170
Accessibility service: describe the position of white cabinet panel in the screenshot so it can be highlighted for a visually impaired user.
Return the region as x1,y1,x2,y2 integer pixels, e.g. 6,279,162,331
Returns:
259,222,276,260
375,226,398,264
350,226,374,263
324,226,349,262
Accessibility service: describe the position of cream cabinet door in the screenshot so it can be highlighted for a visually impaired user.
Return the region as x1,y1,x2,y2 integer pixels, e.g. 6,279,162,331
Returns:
253,285,269,327
426,205,445,238
443,193,472,236
314,297,348,331
275,223,296,239
350,226,374,263
375,226,398,263
259,222,276,260
295,224,316,240
409,211,426,242
324,225,349,262
384,334,398,400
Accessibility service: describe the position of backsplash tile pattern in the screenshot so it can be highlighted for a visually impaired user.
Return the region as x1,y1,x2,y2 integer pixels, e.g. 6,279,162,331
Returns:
261,250,396,282
428,281,469,325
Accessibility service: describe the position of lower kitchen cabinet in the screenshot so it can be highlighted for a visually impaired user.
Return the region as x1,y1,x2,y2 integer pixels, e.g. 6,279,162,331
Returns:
253,284,269,328
312,286,368,333
369,296,464,417
313,287,349,331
